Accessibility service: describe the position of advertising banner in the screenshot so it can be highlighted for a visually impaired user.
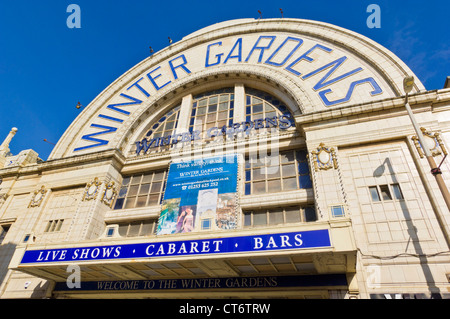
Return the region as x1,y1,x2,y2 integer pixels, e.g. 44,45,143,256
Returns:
156,154,239,235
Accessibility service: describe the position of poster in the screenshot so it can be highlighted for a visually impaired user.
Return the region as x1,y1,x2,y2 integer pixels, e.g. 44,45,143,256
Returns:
156,154,239,235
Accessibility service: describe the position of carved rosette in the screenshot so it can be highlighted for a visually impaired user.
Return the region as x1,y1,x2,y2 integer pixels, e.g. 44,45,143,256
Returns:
82,177,102,201
411,127,448,158
101,181,117,208
28,186,47,208
311,143,337,171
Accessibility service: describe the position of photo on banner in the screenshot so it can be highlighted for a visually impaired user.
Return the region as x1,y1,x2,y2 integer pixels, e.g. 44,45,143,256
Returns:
156,154,239,235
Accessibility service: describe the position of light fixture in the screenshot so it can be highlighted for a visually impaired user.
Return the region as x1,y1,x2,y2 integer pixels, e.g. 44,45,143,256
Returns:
168,37,173,44
76,101,83,109
403,76,414,94
280,8,284,18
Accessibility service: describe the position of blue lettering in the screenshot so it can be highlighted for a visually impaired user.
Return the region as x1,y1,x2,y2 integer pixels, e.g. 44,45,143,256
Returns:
265,36,303,67
127,77,150,97
301,56,363,90
205,41,223,67
169,54,191,79
147,66,171,90
223,38,243,64
74,124,118,151
106,93,142,115
285,44,332,76
319,77,383,106
245,35,276,63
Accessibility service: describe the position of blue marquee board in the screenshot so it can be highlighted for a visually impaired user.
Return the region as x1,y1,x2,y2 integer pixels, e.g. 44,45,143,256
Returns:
20,229,332,264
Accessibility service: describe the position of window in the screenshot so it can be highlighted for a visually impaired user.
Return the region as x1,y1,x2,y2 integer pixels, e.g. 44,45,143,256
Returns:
137,104,181,154
391,183,404,200
44,219,64,233
189,88,235,142
0,224,10,244
114,170,167,210
116,220,157,237
331,205,345,218
245,87,295,134
201,219,212,230
243,206,316,228
245,150,312,195
369,184,404,202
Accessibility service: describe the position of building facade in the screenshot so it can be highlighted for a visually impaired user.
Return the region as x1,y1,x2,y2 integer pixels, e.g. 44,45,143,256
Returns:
1,18,450,299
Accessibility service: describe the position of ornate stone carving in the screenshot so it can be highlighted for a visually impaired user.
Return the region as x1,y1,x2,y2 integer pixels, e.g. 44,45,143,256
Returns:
101,181,117,208
28,186,47,208
311,143,337,171
411,127,448,158
82,177,102,201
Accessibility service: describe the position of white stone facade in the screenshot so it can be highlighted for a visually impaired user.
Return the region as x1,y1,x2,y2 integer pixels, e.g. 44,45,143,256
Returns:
0,18,449,299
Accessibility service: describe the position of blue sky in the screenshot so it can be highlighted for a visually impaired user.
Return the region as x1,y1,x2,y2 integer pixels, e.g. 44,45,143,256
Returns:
0,0,449,160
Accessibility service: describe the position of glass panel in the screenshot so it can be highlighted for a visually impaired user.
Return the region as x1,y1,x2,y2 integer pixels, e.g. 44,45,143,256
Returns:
252,167,266,180
253,104,263,113
244,212,252,226
208,104,217,113
266,166,280,178
392,184,404,200
124,197,135,209
280,151,295,163
253,211,267,226
142,173,153,184
147,194,160,206
151,182,162,193
219,102,228,111
139,184,150,195
118,224,129,236
267,179,281,193
131,175,142,185
118,186,128,198
283,177,297,190
299,175,312,189
331,206,344,218
113,198,124,210
369,186,380,202
140,221,153,236
269,209,283,225
380,185,392,200
136,196,147,207
153,172,164,181
128,222,141,237
285,208,301,223
304,207,317,222
253,181,266,194
128,185,139,197
245,183,251,195
122,177,131,186
282,164,296,177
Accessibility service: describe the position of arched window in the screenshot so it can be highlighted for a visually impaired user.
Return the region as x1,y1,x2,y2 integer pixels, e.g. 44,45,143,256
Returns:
137,104,181,154
245,87,295,134
188,88,235,142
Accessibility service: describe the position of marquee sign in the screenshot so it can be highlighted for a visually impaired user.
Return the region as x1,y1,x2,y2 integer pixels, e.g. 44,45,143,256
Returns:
71,31,388,153
53,274,347,292
19,229,331,264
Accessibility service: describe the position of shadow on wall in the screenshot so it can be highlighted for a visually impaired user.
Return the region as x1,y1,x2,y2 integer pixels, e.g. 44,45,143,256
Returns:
372,157,441,297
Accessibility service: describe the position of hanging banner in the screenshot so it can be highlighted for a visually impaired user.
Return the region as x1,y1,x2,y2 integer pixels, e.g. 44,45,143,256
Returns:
156,154,239,235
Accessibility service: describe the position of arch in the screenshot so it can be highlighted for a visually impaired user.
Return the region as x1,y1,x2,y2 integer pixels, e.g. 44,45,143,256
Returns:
50,18,425,160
